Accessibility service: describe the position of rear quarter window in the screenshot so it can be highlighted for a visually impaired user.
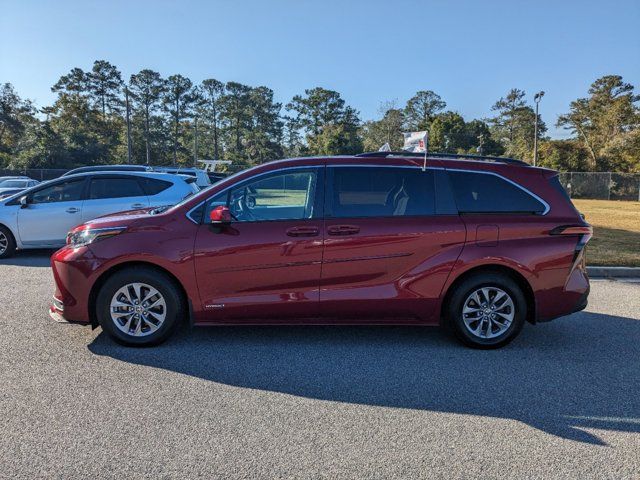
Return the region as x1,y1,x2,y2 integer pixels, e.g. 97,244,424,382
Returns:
448,171,546,214
138,177,173,196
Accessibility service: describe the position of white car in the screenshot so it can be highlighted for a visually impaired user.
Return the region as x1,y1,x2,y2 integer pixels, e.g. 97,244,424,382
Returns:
153,167,211,188
0,178,39,199
0,176,34,187
0,171,198,258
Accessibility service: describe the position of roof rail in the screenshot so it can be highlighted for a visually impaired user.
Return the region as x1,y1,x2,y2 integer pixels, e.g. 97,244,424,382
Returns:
355,151,530,167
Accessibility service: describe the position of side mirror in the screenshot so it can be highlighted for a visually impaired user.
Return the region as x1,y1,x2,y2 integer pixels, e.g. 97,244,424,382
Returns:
19,196,29,209
209,206,232,226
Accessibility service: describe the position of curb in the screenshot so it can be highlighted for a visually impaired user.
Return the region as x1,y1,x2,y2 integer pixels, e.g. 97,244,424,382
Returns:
587,266,640,278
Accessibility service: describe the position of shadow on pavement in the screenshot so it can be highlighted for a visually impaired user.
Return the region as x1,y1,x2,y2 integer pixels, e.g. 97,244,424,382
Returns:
0,249,55,267
88,311,640,445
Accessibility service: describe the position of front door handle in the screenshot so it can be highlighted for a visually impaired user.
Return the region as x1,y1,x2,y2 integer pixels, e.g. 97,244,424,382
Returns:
65,207,79,214
327,225,360,236
131,203,146,209
286,226,320,237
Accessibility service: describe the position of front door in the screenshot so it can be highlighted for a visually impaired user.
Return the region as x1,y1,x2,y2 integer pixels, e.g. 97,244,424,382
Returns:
320,166,466,323
17,177,87,246
194,167,325,322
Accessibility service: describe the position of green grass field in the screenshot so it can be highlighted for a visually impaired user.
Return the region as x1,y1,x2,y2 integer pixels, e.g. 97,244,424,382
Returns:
254,189,306,206
573,199,640,267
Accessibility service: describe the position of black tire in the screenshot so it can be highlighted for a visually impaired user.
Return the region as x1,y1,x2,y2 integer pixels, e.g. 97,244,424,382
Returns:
96,267,185,347
446,272,526,349
0,225,17,259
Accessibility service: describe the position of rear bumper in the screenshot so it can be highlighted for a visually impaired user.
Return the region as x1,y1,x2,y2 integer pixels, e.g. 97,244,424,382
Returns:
534,263,590,322
537,284,589,323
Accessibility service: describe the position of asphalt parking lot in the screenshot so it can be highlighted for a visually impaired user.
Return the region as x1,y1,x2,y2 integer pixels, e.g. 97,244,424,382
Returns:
1,251,639,479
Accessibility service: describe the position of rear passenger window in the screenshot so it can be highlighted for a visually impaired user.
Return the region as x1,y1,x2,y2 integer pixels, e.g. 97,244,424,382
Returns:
448,171,545,214
138,177,172,196
89,178,145,200
330,167,434,217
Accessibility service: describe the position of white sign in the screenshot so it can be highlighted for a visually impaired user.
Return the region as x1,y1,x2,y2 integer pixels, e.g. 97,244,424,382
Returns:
403,131,428,153
378,142,391,152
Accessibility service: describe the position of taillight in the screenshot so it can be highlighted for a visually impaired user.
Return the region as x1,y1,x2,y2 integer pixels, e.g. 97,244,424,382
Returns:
550,225,593,242
550,224,593,264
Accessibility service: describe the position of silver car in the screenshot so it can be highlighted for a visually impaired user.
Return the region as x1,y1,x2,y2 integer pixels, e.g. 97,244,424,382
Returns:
0,171,198,258
153,166,211,188
0,178,39,199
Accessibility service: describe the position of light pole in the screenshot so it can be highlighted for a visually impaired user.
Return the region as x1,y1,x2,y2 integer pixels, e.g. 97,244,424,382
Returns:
477,133,485,156
124,86,133,163
533,91,545,166
193,115,198,167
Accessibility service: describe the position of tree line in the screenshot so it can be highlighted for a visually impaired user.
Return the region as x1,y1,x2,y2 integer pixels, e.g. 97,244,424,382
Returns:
1,60,638,172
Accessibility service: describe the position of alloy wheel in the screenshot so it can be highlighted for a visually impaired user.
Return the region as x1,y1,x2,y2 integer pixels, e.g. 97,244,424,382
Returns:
0,231,8,255
109,282,167,337
462,287,515,339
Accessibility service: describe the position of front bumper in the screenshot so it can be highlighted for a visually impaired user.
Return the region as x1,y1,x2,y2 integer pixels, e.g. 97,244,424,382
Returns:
49,305,70,323
49,246,97,325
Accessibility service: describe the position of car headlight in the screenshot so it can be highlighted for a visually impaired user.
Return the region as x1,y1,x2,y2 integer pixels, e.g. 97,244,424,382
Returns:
66,226,126,248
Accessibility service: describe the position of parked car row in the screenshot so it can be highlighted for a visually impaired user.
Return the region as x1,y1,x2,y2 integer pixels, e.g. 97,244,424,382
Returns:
0,171,199,258
62,165,218,188
44,152,591,349
0,177,40,200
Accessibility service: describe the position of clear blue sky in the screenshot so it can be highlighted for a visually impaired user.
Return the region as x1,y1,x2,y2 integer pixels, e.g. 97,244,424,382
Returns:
1,0,639,138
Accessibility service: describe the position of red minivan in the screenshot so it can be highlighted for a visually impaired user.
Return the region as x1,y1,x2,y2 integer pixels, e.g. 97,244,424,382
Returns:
50,153,591,348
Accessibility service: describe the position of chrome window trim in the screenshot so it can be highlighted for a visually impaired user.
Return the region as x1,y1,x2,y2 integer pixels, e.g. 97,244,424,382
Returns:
327,164,549,215
445,168,550,215
185,165,324,224
185,163,550,223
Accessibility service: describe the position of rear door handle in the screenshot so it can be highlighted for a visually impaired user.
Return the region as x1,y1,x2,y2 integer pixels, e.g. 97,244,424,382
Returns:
327,225,360,236
65,207,79,214
131,203,146,209
286,226,320,237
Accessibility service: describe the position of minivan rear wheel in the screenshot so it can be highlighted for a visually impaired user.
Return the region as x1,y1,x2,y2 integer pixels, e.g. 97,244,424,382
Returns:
446,272,526,349
96,267,184,346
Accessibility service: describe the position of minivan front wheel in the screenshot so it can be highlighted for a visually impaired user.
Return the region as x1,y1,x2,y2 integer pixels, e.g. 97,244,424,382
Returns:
447,273,526,349
96,267,184,346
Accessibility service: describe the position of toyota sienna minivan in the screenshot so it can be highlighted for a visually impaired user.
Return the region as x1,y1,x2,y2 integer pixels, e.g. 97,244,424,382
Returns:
49,152,591,348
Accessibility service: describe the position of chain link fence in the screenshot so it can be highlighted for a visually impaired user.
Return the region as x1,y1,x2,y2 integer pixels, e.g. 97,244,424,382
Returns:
558,172,640,201
2,168,639,201
0,168,68,181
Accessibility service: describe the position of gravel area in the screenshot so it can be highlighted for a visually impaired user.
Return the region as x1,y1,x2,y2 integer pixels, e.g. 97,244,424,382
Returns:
1,251,639,479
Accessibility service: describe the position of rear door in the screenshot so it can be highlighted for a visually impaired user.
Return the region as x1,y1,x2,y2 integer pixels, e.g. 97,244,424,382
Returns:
16,177,87,246
320,166,466,323
81,175,150,222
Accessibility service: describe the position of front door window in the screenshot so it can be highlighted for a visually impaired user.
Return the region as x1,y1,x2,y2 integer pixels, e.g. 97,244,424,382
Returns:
30,178,85,204
206,169,319,223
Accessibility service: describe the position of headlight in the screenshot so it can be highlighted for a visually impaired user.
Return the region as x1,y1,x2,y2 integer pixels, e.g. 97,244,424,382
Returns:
66,226,126,248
